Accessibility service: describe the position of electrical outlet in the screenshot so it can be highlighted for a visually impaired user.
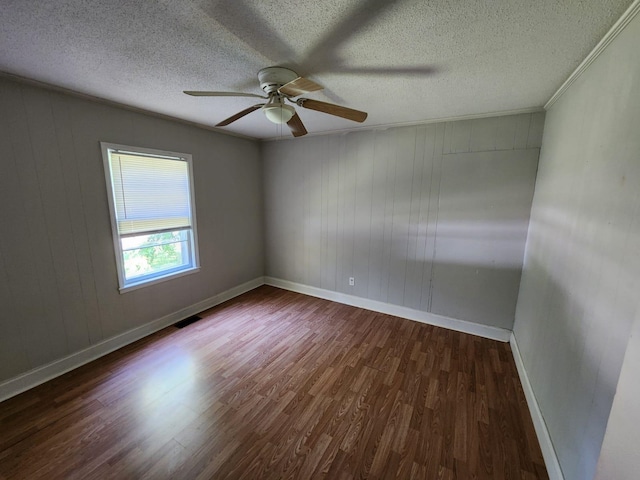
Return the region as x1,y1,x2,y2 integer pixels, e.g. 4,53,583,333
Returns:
349,277,355,286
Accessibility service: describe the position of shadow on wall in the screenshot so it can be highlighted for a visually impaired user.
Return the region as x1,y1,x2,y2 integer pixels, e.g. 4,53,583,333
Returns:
515,200,639,479
267,126,539,330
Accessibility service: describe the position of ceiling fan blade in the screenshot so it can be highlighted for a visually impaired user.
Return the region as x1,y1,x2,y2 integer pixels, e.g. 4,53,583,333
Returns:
287,113,308,137
216,104,264,126
278,77,324,97
184,91,267,99
298,99,367,123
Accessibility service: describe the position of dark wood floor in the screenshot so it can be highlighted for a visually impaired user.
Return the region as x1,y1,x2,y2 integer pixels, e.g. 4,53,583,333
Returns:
0,286,548,479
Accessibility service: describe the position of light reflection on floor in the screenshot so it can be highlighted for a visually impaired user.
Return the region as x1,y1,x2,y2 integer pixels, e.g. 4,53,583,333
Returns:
136,349,203,441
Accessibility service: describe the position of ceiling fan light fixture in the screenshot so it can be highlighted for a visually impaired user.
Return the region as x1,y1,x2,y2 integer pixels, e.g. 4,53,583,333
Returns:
263,103,295,124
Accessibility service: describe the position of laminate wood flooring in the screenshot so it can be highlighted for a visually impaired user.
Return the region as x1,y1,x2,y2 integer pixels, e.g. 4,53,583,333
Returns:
0,286,548,479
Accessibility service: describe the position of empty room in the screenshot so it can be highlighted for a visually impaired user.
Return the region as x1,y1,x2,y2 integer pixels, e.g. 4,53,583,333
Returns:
1,1,639,479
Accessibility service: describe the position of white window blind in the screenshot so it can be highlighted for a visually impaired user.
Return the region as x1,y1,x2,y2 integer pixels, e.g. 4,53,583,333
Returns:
109,152,192,236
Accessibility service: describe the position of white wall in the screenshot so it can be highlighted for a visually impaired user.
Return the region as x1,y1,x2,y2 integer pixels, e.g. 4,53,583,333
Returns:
263,113,544,330
0,77,264,383
514,10,640,480
595,307,640,479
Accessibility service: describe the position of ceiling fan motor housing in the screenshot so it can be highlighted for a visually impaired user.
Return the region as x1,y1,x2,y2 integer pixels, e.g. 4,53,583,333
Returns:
258,67,298,94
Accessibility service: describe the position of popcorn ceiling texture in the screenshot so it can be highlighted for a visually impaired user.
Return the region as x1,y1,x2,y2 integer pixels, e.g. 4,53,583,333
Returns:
0,0,632,138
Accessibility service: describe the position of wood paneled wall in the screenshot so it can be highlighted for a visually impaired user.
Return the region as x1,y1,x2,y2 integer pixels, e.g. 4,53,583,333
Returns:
514,11,640,480
263,112,544,330
0,77,264,383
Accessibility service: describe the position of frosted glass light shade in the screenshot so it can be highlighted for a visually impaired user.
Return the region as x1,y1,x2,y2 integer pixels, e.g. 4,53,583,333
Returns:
263,104,295,124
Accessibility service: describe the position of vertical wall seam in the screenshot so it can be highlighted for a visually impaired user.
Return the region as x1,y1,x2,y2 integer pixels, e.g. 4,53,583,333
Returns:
21,86,71,356
68,98,105,342
385,130,400,303
428,124,445,312
402,127,419,306
48,91,92,346
351,136,358,289
418,126,430,310
366,131,376,298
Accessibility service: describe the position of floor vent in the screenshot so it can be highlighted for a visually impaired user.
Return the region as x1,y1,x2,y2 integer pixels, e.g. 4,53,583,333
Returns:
174,315,203,329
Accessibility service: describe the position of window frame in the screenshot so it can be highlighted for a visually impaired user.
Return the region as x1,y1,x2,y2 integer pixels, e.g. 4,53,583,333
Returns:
101,142,200,293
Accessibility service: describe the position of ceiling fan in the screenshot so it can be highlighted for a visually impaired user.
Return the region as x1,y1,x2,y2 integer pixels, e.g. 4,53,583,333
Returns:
184,67,368,137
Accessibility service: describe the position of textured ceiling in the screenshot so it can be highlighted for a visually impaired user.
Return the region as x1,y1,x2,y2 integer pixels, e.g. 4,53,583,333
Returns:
0,0,633,139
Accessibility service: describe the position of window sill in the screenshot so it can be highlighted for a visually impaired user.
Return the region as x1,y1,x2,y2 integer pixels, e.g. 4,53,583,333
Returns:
118,266,200,293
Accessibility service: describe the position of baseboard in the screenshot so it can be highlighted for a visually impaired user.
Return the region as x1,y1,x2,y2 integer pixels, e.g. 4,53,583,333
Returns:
0,276,265,403
264,277,512,342
510,333,564,480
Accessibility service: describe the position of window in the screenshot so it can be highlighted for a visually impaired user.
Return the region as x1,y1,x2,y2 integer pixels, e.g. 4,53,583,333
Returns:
101,143,199,291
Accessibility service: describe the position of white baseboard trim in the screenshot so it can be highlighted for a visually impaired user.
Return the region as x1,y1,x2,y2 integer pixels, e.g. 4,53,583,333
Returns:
510,333,564,480
0,276,265,403
264,277,512,342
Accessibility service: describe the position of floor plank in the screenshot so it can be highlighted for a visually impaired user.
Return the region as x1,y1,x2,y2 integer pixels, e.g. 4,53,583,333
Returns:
0,286,548,479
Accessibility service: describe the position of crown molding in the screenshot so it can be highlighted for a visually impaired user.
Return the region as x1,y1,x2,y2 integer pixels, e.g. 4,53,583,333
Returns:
545,0,640,110
262,107,545,142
